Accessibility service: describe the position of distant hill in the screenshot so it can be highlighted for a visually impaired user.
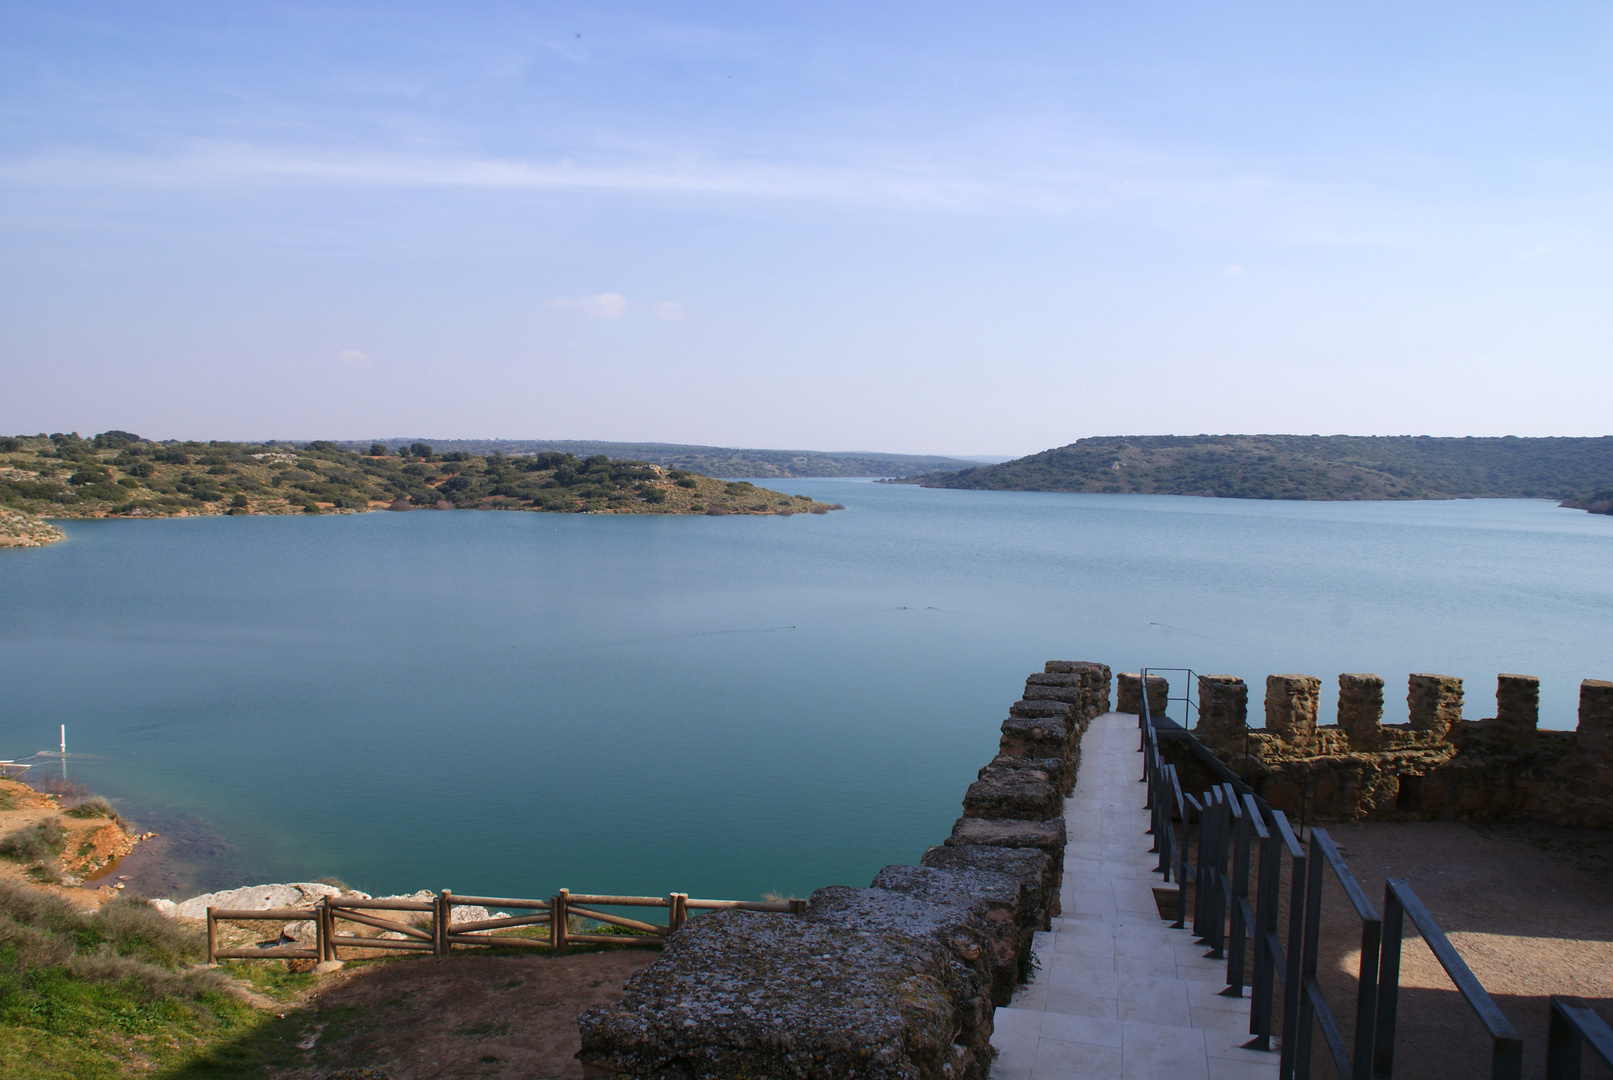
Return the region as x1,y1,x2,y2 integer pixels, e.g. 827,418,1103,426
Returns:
902,435,1613,503
345,440,978,478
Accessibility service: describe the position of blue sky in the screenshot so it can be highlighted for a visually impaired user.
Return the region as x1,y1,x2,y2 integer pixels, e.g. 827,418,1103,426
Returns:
2,2,1609,454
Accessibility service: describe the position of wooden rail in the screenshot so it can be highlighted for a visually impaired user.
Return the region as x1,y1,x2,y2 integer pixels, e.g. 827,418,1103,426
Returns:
206,888,806,964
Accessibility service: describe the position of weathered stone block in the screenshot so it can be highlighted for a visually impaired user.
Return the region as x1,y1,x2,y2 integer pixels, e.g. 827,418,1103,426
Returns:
1007,699,1074,736
944,816,1066,894
962,768,1061,821
1408,673,1463,737
1043,661,1112,715
1116,673,1168,717
806,885,996,1076
998,716,1071,763
577,909,963,1080
921,844,1055,934
868,865,1025,1007
1265,675,1321,743
1495,674,1540,740
1196,675,1247,745
978,754,1069,795
1578,680,1613,758
1338,674,1385,749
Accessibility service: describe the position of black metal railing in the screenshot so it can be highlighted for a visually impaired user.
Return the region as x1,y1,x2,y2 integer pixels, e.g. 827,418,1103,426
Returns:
1547,996,1613,1080
1131,684,1556,1080
1374,878,1522,1080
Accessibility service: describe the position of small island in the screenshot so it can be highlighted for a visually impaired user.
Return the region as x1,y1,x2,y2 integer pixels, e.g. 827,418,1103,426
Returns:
0,432,843,543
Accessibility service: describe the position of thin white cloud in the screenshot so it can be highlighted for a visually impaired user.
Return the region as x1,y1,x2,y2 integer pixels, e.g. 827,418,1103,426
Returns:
542,293,627,317
652,301,686,320
337,348,370,365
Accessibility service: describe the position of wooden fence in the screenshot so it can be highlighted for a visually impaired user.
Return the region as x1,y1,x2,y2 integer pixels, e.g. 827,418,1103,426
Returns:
207,888,807,963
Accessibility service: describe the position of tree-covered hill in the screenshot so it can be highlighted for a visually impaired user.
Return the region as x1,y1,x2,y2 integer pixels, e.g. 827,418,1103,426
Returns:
0,432,842,520
342,439,980,478
904,435,1613,504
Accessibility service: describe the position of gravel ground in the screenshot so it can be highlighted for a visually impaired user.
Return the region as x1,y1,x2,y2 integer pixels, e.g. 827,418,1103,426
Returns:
1303,820,1613,1080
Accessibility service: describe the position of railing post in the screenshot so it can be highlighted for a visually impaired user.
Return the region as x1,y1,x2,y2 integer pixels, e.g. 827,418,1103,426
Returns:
206,906,217,963
668,893,688,933
1294,833,1326,1080
552,889,568,952
1246,810,1280,1050
1225,790,1250,995
321,896,334,962
436,890,451,956
1279,823,1308,1080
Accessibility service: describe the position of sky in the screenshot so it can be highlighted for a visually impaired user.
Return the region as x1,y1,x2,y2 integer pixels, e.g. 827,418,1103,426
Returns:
1,2,1610,456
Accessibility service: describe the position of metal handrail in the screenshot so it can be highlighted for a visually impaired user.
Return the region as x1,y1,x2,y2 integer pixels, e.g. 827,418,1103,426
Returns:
1295,829,1381,1080
1142,666,1200,725
1134,681,1520,1079
1374,879,1522,1080
1548,996,1613,1080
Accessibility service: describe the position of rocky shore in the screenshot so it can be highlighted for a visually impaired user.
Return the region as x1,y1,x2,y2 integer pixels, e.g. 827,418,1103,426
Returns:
0,507,63,547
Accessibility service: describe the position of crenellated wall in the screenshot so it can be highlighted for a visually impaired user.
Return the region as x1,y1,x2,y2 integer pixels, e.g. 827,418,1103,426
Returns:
1180,671,1613,829
578,660,1113,1080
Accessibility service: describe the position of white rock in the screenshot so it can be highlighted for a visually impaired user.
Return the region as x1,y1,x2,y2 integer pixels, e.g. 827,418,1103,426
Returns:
148,898,178,916
168,882,369,921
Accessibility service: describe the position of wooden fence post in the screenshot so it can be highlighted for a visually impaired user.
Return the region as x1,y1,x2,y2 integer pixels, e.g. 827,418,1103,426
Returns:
552,889,568,952
437,890,451,956
668,893,687,933
206,906,217,963
321,897,333,962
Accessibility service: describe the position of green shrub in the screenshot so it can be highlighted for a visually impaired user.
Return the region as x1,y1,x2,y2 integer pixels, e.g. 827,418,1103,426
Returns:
0,821,66,863
65,798,113,820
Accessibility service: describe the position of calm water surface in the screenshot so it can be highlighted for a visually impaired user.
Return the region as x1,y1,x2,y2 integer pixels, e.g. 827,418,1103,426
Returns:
1,482,1610,900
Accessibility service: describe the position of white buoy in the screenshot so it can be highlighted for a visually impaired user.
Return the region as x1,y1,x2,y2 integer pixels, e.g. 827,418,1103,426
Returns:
60,725,66,756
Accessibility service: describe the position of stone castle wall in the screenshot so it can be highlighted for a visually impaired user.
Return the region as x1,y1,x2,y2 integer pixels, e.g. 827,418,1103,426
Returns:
578,660,1113,1080
1181,670,1613,830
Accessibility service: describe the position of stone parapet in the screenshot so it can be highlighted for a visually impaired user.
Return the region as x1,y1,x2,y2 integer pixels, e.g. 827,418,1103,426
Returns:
1116,672,1168,717
1041,660,1113,717
1265,675,1321,744
1338,674,1385,749
921,844,1055,937
1195,675,1248,745
962,765,1062,821
1495,674,1540,741
578,909,968,1080
1408,673,1463,736
1580,680,1613,758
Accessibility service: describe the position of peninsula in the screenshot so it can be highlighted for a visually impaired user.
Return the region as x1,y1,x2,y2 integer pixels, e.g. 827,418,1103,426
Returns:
899,434,1613,509
0,432,842,537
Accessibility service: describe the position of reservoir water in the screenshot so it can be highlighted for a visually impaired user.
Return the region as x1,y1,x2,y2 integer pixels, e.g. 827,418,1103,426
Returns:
1,482,1610,902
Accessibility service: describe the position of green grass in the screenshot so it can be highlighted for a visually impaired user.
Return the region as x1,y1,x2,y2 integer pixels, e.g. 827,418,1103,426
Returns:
0,880,306,1079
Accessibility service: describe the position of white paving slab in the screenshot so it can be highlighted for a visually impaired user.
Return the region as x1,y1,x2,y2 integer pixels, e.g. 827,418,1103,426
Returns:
990,712,1279,1080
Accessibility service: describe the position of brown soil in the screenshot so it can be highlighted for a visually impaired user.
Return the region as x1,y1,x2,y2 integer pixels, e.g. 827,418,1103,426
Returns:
0,777,146,907
1306,820,1613,1080
263,949,658,1079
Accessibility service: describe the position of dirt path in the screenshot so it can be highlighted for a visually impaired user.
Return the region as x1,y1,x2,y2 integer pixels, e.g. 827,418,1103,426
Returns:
1306,820,1613,1080
247,949,659,1080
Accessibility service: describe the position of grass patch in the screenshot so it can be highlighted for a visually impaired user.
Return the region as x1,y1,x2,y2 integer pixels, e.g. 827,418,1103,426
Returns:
0,880,287,1079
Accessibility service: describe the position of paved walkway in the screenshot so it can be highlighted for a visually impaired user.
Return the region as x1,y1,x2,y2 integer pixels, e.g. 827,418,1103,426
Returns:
989,712,1280,1080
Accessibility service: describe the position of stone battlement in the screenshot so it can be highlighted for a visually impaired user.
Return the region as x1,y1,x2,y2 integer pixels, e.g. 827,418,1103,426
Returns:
1153,670,1613,829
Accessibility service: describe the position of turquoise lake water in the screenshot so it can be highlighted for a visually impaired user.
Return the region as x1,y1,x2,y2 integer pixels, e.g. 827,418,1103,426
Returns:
1,482,1610,902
